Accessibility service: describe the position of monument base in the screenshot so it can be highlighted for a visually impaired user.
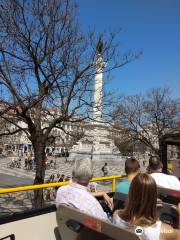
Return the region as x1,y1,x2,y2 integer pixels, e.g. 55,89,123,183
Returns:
69,123,122,163
69,151,122,162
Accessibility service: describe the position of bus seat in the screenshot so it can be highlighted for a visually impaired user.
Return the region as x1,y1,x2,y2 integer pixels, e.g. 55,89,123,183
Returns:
54,226,62,240
0,234,15,240
157,187,180,205
56,204,140,240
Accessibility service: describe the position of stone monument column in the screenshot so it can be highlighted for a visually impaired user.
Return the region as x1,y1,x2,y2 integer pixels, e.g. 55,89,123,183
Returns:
69,38,122,162
93,41,106,122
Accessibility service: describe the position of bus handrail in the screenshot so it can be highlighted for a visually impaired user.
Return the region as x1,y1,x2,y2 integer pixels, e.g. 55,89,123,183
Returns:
0,175,122,194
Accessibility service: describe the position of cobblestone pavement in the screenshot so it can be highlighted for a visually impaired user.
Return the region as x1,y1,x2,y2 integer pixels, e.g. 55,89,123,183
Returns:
0,156,147,216
0,156,127,183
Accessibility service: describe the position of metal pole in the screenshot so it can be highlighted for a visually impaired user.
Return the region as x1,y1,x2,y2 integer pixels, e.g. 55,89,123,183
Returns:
112,177,116,192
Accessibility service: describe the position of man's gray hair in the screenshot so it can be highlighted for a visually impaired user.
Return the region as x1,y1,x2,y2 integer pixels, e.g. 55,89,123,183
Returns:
72,157,93,181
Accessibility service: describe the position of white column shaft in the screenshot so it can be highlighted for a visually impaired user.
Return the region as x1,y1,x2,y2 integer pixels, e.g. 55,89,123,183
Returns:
93,71,103,121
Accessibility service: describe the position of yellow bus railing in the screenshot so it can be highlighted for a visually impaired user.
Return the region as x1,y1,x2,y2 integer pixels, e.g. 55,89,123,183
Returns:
0,175,122,194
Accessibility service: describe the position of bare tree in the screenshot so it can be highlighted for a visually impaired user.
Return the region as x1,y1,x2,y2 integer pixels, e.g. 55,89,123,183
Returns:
0,0,136,207
114,133,137,156
112,87,180,155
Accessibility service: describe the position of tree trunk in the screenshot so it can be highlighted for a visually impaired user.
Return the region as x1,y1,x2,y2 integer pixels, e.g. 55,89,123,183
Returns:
33,138,46,209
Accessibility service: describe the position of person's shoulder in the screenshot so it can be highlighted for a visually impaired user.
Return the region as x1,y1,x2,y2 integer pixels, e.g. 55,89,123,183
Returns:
151,172,162,176
151,172,165,179
157,173,180,183
116,179,130,193
57,184,70,193
117,179,130,185
168,175,180,181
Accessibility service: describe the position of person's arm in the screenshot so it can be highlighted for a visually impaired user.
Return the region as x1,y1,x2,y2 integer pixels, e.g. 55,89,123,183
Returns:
156,198,163,208
92,192,113,210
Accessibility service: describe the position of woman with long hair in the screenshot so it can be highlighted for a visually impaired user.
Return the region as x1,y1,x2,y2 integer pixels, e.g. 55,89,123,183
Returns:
113,173,179,240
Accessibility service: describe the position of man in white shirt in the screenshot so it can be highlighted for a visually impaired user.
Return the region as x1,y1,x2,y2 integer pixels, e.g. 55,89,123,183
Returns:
56,157,108,220
147,156,180,191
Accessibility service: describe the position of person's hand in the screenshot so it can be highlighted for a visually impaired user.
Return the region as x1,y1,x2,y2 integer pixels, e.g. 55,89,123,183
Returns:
91,191,113,210
156,198,163,208
103,193,113,210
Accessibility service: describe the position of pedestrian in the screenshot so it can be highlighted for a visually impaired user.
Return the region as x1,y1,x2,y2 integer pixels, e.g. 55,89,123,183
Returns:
101,162,108,176
10,157,15,168
24,153,28,169
50,159,54,168
28,154,33,170
56,173,60,182
17,156,21,168
45,189,51,201
53,159,56,169
49,174,55,182
58,174,65,182
55,174,65,191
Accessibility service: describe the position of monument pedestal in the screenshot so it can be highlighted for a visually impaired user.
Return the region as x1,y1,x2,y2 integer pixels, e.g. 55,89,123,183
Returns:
69,123,122,162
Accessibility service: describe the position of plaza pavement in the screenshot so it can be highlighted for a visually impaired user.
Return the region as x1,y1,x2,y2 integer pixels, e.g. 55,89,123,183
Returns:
0,156,127,187
0,156,147,216
0,156,125,216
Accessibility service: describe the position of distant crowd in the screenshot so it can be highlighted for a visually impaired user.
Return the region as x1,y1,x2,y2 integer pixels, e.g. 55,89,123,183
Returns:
46,173,71,183
9,153,57,170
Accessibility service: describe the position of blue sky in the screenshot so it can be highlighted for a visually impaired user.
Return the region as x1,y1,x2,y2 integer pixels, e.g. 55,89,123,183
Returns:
78,0,180,98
